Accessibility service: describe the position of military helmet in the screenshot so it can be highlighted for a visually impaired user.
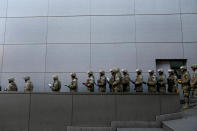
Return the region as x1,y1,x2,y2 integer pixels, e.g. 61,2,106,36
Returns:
99,70,105,75
87,70,93,75
52,75,58,80
191,64,197,69
180,66,187,70
110,68,115,73
148,70,154,73
70,72,76,77
121,69,128,73
157,69,164,73
24,76,30,81
8,78,15,82
168,69,174,73
136,69,142,73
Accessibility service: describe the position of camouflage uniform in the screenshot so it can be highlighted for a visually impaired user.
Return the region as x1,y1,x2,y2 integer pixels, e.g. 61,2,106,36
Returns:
86,71,95,92
134,69,143,92
157,69,166,93
109,69,115,92
178,66,191,109
97,70,106,92
191,64,197,99
68,73,78,92
113,68,123,92
147,70,157,93
7,78,18,91
50,75,61,92
24,76,33,92
121,69,130,92
167,69,178,93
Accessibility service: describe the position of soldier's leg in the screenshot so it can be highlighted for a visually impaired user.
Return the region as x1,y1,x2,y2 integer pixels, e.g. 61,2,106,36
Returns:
183,89,190,109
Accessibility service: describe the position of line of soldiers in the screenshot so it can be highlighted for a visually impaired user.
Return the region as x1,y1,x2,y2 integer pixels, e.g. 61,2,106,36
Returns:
1,65,197,108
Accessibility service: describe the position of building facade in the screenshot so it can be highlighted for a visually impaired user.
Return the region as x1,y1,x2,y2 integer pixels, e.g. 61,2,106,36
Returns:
0,0,197,92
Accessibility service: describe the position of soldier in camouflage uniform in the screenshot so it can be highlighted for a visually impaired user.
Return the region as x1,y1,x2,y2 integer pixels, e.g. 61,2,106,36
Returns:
50,75,61,92
157,69,166,93
113,68,123,92
134,69,143,92
84,71,95,92
147,70,157,93
97,70,107,92
7,78,18,91
24,76,34,92
191,64,197,99
167,69,178,93
109,69,116,92
121,69,131,92
178,66,191,109
68,72,78,92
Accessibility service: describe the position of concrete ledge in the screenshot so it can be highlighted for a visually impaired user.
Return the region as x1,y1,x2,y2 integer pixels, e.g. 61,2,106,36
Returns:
156,112,184,122
111,121,161,128
67,126,116,131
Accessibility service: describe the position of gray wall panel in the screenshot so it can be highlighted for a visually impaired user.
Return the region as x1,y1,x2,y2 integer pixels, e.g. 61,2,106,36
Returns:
183,43,197,72
0,18,5,44
72,94,116,126
160,94,181,115
5,18,47,44
0,93,181,129
47,17,90,43
180,0,197,13
48,0,90,16
0,0,7,17
2,45,46,72
91,16,135,43
91,43,136,72
116,95,160,121
137,43,184,71
29,94,72,131
46,44,90,72
136,15,182,42
91,0,134,15
182,14,197,42
135,0,180,14
7,0,48,17
0,93,29,131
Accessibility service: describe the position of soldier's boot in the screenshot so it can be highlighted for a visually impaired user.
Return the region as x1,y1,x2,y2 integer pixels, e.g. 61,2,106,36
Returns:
183,97,190,109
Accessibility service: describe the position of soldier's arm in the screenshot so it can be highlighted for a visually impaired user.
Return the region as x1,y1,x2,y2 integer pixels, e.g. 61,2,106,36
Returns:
193,72,197,85
182,73,190,84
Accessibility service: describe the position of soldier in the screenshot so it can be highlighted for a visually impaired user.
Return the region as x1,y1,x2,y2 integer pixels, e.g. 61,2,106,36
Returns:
83,71,95,92
109,68,115,92
134,69,143,92
67,72,78,92
24,76,34,92
49,75,61,92
178,66,191,109
7,78,18,91
147,70,157,93
167,69,178,93
121,69,131,92
113,68,123,92
191,64,197,99
157,69,166,93
97,70,107,92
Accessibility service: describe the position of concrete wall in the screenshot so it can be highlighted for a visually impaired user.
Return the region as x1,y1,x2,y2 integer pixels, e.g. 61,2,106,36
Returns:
0,92,180,131
0,0,197,92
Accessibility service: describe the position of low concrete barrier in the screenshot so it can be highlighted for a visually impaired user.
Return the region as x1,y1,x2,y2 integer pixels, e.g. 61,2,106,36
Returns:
0,92,181,131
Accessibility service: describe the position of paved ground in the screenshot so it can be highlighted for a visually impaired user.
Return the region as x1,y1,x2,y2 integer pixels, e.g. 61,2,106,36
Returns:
162,109,197,131
117,128,164,131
